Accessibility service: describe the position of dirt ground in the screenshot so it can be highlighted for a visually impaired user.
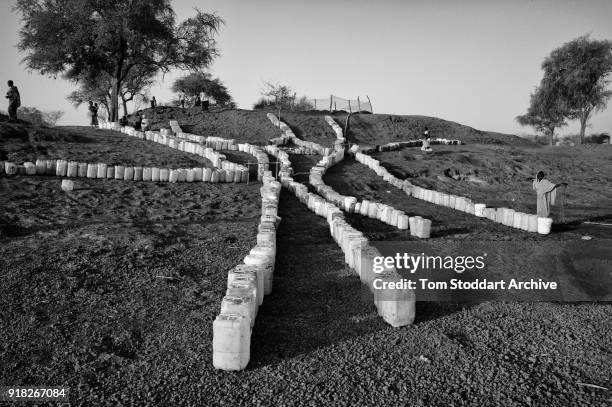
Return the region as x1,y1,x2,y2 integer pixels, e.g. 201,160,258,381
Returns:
1,116,610,406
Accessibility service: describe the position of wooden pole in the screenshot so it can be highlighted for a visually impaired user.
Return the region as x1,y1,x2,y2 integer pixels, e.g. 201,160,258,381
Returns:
358,97,361,112
348,99,352,114
344,112,352,138
367,95,373,113
329,95,333,112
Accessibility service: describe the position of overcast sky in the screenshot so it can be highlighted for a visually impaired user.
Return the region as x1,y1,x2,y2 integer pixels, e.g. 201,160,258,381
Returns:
1,0,611,135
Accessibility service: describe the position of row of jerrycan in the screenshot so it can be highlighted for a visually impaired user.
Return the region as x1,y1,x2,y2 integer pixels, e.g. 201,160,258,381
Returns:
16,159,248,183
411,186,551,234
118,124,274,181
266,148,417,329
326,198,416,327
266,114,331,155
324,115,345,142
122,124,247,174
354,148,553,235
213,174,281,371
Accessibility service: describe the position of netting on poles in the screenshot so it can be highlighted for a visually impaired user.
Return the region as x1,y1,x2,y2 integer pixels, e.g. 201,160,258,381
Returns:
309,95,373,113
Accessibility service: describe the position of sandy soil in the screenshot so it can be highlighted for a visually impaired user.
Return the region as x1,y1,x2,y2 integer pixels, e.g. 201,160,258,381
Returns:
1,117,610,406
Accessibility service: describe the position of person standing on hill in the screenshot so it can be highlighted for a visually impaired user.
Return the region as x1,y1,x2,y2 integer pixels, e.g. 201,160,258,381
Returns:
88,101,97,127
178,90,186,108
532,171,567,217
421,126,432,152
194,94,201,107
6,80,21,122
93,103,99,126
150,96,157,108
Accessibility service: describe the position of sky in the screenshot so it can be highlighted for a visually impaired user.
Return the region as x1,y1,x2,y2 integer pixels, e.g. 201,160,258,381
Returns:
0,0,611,135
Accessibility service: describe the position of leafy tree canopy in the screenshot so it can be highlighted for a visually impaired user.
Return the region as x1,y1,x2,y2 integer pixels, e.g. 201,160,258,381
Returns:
16,0,224,120
171,72,233,106
541,35,612,142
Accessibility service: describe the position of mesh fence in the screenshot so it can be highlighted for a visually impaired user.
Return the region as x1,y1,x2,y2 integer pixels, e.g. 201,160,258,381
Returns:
309,95,373,113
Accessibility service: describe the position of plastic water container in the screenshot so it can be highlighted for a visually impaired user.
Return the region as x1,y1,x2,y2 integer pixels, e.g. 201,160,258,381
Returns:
512,212,522,229
24,162,36,175
151,167,160,182
202,168,212,182
4,162,17,175
527,215,538,232
124,167,135,181
416,218,432,238
169,169,179,183
159,168,170,182
142,167,152,181
75,162,86,178
367,202,378,219
474,204,486,217
35,159,46,175
229,266,265,306
133,167,143,181
537,217,553,235
210,170,220,183
360,200,370,216
61,179,74,191
56,160,68,176
518,212,530,230
86,163,97,178
504,209,515,227
408,216,417,236
220,296,255,328
97,163,107,178
45,160,56,175
114,165,125,180
226,281,258,318
465,202,475,215
397,214,409,230
194,168,203,182
212,314,250,371
243,255,274,295
374,280,416,327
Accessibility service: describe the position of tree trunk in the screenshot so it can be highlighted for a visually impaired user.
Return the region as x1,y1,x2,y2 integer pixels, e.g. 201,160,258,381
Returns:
549,126,555,146
110,78,120,121
110,37,127,121
579,109,589,144
121,96,128,117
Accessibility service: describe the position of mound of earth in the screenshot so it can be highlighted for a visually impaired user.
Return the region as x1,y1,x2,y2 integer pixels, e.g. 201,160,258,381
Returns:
129,107,528,147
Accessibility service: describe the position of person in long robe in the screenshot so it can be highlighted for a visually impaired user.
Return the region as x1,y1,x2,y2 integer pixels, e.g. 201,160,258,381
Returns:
532,171,566,217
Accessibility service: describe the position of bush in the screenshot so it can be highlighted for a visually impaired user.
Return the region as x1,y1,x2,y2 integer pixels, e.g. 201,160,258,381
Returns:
1,106,64,126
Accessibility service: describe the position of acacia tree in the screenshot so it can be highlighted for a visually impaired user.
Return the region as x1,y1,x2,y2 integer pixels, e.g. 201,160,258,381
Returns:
67,76,111,117
16,0,223,121
542,35,612,143
517,78,568,145
68,65,156,118
171,72,233,106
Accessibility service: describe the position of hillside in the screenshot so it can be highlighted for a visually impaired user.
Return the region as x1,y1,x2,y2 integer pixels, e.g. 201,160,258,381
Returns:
130,107,533,147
